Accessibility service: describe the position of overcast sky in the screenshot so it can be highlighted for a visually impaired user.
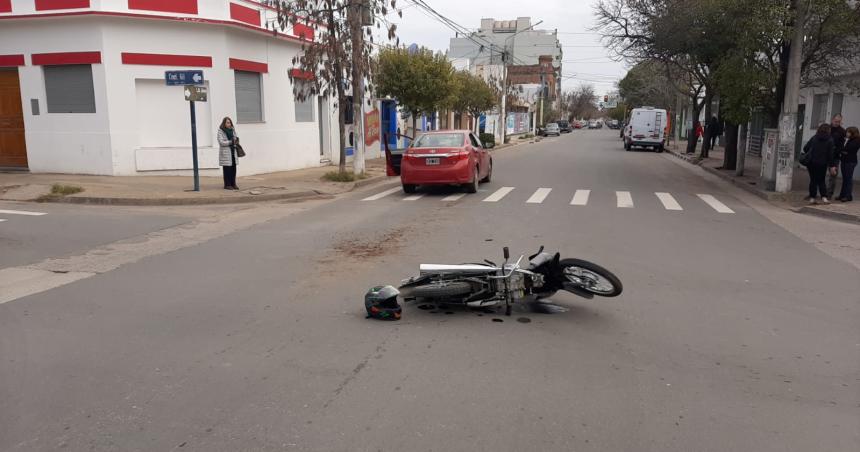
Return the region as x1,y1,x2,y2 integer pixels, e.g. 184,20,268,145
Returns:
384,0,628,96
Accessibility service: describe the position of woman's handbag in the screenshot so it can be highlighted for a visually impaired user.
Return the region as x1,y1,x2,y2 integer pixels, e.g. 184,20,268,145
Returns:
235,144,246,158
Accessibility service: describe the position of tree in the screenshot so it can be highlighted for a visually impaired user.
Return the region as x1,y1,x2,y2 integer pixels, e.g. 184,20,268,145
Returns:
447,71,497,131
617,61,681,111
273,0,400,174
376,46,454,136
561,84,598,120
607,103,628,122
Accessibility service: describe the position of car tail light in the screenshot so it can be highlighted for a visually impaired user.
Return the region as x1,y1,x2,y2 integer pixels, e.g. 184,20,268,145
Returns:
449,150,470,161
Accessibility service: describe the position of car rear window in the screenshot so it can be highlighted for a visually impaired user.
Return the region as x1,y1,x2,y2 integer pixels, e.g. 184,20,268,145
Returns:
413,133,465,148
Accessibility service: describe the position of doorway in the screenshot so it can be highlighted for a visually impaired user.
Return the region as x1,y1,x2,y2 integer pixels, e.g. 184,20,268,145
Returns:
318,96,331,162
0,68,27,168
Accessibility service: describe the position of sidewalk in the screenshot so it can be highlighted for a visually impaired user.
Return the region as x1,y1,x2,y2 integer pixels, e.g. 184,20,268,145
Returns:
665,143,860,224
0,158,390,206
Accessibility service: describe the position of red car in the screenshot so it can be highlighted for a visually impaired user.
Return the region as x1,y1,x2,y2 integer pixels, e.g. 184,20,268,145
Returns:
398,130,492,194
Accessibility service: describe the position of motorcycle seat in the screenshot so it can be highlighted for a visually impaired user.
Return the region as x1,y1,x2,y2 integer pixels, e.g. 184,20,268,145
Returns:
528,252,554,270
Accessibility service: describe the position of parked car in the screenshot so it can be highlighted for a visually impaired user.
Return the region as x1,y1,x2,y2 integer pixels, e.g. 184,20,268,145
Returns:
399,130,492,194
556,120,572,133
573,120,584,129
542,123,561,136
587,120,602,129
624,107,668,152
607,119,621,129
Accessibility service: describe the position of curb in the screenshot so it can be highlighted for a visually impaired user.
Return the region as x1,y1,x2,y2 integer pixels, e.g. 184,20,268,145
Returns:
40,174,392,206
796,206,860,224
665,148,802,202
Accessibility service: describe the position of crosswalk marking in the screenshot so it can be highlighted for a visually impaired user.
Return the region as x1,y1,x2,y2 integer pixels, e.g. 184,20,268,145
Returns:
571,190,590,206
0,209,47,216
442,193,466,202
403,194,425,201
362,187,401,201
655,192,683,211
697,194,735,213
526,188,552,204
483,187,515,202
616,191,634,208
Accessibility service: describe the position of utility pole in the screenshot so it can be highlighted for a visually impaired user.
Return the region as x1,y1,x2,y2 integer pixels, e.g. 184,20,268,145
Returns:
774,0,808,193
350,0,367,176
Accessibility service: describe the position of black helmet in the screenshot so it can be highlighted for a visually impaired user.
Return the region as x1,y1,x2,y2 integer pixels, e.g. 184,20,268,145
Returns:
365,285,401,320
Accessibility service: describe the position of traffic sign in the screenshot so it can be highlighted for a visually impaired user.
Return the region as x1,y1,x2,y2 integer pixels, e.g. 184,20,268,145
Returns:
166,70,204,86
184,85,208,102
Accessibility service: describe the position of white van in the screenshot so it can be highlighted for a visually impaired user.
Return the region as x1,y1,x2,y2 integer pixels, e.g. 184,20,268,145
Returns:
624,107,668,152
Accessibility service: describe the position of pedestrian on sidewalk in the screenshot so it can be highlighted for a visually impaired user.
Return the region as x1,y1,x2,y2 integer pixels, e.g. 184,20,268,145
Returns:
686,120,702,154
706,114,721,151
217,117,240,190
838,126,859,202
826,114,847,198
803,123,836,204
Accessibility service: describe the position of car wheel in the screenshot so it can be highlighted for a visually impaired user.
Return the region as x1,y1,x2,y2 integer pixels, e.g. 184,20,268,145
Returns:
480,160,492,183
657,145,665,153
402,184,417,194
624,141,631,151
464,167,479,194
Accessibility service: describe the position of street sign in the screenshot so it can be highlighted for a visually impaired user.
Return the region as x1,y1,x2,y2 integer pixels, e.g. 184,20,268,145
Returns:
184,85,208,102
165,70,204,86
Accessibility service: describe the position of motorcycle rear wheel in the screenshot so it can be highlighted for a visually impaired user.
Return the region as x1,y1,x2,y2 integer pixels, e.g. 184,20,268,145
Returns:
411,281,473,299
559,259,623,297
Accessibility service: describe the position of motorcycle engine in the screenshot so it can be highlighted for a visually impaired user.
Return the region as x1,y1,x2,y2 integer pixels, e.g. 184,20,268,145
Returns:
508,274,527,302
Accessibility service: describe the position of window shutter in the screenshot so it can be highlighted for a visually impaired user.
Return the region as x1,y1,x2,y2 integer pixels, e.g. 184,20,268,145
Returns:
44,65,96,113
234,70,262,123
294,82,315,122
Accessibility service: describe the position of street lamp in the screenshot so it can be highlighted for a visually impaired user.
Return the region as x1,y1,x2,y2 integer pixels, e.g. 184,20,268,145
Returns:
499,20,544,144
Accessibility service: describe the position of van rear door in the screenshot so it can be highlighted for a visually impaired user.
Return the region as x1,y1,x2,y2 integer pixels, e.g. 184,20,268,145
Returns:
631,109,656,140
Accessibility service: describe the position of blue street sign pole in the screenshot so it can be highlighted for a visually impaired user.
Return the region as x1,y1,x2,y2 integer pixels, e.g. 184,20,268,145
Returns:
190,100,199,191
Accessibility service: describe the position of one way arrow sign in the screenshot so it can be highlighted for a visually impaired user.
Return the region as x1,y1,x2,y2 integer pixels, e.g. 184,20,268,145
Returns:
165,70,205,86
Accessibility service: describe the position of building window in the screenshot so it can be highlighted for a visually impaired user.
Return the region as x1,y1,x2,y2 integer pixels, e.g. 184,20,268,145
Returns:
294,82,315,122
810,94,828,129
234,70,263,123
44,64,96,113
831,93,844,118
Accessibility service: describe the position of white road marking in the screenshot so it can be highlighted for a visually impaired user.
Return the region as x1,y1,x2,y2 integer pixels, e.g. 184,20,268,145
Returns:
362,187,401,201
571,190,590,206
442,193,466,201
483,187,515,202
0,209,47,216
0,268,94,305
403,194,425,201
616,191,634,208
0,219,6,223
526,188,552,204
656,192,683,211
698,194,735,213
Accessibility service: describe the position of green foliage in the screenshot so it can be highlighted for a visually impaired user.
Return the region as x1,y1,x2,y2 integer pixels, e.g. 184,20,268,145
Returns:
447,71,496,118
479,133,495,147
617,62,680,110
376,46,454,119
607,103,627,122
37,184,83,202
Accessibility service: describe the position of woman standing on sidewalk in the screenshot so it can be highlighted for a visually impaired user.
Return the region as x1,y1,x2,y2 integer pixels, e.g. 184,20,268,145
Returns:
803,123,836,204
217,117,240,190
838,126,859,202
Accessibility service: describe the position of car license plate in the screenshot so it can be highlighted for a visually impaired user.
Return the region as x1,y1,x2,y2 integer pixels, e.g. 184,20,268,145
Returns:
425,158,440,165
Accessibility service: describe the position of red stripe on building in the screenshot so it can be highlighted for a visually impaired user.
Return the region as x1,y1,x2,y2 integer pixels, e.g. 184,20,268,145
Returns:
32,51,101,65
229,2,260,26
289,69,314,80
229,58,267,73
0,0,12,13
128,0,197,14
293,23,314,41
0,54,25,67
35,0,90,10
122,52,212,67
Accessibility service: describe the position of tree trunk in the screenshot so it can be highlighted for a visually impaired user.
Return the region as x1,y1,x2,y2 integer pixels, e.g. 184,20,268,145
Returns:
736,121,748,176
722,121,739,170
325,7,347,174
701,93,714,158
411,113,417,139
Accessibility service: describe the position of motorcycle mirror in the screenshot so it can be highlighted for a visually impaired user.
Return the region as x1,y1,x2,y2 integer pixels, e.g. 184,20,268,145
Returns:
503,247,510,260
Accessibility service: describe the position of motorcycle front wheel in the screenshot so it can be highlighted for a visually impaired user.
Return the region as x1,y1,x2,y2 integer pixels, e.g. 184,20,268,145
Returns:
411,281,473,299
559,259,623,297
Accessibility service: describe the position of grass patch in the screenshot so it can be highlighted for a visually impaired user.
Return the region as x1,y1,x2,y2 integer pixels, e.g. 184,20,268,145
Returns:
37,184,84,202
321,171,369,182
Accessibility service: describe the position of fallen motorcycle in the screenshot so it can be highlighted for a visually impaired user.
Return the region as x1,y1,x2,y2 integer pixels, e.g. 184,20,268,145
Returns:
399,246,623,315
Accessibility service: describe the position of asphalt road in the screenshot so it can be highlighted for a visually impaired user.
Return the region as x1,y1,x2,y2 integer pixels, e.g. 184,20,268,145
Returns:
1,130,858,452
